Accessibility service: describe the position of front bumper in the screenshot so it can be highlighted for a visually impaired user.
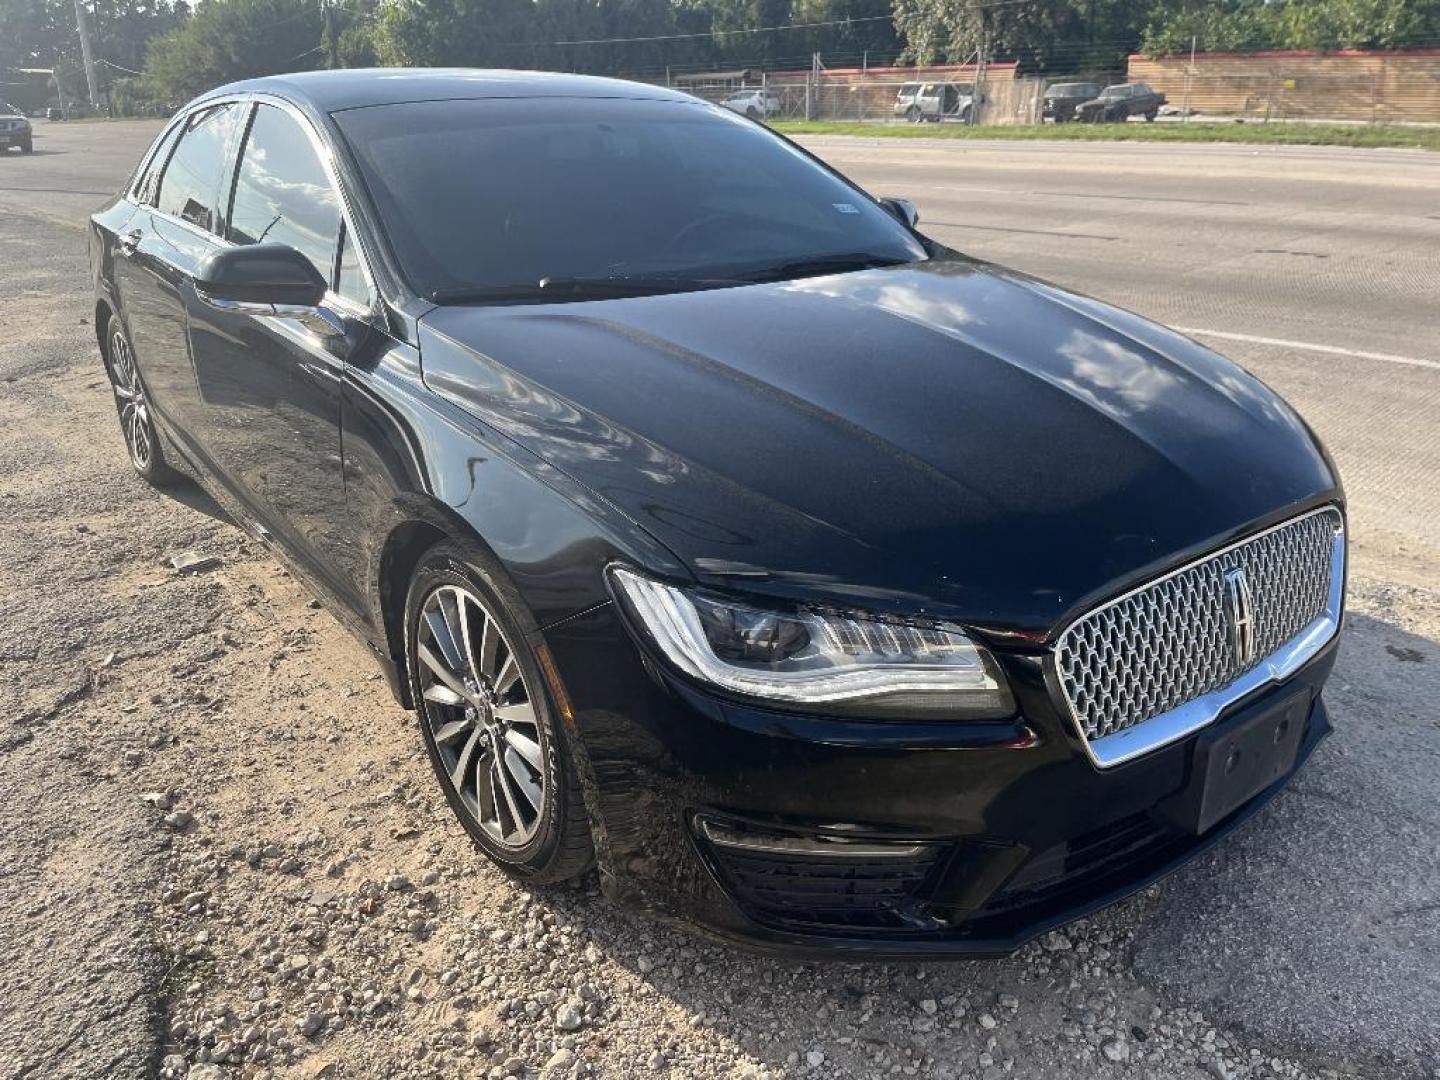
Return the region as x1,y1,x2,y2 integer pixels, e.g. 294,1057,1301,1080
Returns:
544,603,1337,958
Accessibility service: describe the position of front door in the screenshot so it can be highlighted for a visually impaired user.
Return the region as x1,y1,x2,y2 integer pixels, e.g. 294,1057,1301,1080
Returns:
186,101,372,613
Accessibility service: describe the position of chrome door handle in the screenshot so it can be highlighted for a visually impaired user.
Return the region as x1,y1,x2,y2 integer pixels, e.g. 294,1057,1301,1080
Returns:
117,229,142,256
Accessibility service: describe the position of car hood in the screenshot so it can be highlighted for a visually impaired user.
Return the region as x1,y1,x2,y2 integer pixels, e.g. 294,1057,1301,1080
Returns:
417,257,1337,639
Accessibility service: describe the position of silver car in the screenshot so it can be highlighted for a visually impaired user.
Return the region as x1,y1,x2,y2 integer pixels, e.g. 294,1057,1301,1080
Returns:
894,82,977,123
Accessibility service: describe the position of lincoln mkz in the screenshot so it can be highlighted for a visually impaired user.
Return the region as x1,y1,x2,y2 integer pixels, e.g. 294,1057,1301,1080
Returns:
89,70,1345,956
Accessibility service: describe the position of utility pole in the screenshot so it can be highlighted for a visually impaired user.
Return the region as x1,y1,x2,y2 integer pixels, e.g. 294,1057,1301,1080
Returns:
72,0,100,108
1182,35,1196,123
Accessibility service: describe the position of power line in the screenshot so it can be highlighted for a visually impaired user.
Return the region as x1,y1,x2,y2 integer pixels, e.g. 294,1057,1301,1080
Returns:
523,0,1038,49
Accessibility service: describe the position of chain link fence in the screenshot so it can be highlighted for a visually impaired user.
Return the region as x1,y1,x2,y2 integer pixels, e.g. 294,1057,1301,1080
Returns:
660,47,1440,126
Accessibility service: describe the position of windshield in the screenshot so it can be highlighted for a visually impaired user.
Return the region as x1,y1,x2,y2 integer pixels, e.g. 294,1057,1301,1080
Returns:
1,102,20,115
334,97,926,302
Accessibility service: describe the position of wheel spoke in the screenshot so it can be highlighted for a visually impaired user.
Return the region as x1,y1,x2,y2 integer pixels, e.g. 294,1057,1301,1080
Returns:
495,755,528,831
503,747,543,811
476,611,499,682
417,642,474,704
450,727,484,789
474,755,497,822
494,701,536,727
452,588,486,687
432,718,471,744
503,727,543,772
423,607,465,674
422,682,465,707
494,653,520,698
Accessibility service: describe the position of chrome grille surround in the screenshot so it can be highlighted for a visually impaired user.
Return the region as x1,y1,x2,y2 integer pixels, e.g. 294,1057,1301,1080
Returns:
1054,507,1345,768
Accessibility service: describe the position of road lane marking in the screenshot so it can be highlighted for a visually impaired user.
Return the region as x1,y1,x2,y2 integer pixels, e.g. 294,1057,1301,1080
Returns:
1175,327,1439,372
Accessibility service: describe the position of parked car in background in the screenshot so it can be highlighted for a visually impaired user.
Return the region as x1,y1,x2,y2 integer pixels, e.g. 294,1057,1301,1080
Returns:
720,88,780,119
894,81,979,123
0,102,33,153
90,69,1344,957
1076,82,1166,122
1042,81,1102,123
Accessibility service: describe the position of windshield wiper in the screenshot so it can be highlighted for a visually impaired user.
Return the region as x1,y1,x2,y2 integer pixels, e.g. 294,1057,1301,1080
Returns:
429,275,741,306
734,252,910,285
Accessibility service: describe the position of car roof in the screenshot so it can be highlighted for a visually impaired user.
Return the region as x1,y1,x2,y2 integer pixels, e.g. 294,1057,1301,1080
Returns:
200,68,696,113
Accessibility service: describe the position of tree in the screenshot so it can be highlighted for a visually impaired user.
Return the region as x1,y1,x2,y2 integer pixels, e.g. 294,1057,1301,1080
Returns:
145,0,324,99
1142,0,1440,54
892,0,1159,72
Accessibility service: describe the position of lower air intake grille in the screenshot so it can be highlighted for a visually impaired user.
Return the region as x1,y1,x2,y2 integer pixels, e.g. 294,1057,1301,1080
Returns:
699,821,943,932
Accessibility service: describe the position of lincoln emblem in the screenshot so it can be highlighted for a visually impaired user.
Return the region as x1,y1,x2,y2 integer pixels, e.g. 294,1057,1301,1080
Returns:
1224,566,1258,666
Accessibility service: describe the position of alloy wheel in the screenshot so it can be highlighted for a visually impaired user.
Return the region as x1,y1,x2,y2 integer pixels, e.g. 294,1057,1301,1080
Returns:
109,327,153,471
414,584,547,849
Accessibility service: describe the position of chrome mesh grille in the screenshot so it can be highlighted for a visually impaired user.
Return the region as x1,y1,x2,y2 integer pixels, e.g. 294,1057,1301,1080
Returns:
1055,508,1342,744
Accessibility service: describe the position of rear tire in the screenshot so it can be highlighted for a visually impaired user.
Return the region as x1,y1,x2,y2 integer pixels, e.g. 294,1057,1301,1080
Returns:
405,541,594,884
21,139,33,153
906,106,921,124
745,106,759,119
102,314,180,486
1144,109,1158,122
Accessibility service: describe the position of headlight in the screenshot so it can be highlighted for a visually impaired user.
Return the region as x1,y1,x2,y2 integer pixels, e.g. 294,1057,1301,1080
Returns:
610,568,1014,719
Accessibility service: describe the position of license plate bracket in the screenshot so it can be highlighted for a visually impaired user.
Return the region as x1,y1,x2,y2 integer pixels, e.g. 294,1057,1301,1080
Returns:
1162,688,1311,835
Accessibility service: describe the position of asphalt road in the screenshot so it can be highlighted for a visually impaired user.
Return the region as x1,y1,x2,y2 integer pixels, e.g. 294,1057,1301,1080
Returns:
2,120,1437,1078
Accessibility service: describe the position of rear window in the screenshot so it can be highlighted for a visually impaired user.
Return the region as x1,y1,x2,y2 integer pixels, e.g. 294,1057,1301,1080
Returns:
156,103,245,233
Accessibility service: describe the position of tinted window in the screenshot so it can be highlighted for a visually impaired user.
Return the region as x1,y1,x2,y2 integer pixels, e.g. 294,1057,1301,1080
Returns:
133,120,185,203
228,104,342,286
157,104,243,232
336,97,925,300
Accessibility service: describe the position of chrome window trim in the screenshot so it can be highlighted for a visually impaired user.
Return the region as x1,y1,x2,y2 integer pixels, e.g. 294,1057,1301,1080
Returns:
1052,506,1346,770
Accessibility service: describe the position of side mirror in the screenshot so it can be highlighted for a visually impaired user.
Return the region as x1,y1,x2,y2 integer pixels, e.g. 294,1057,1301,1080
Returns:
196,243,327,307
195,243,345,338
879,197,920,230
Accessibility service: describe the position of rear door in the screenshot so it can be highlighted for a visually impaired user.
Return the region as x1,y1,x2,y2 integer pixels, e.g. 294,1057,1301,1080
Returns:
112,103,247,455
186,100,374,610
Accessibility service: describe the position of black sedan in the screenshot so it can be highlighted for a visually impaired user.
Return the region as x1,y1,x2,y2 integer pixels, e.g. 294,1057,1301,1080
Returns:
88,70,1344,957
1077,81,1168,123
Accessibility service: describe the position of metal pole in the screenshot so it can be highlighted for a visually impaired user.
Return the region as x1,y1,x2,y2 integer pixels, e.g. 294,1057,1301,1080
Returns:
72,0,100,108
72,0,101,108
1182,35,1195,123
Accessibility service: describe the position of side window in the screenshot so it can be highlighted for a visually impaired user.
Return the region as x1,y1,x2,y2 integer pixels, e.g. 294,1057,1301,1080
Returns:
132,120,184,204
335,227,369,306
228,104,342,288
156,103,243,232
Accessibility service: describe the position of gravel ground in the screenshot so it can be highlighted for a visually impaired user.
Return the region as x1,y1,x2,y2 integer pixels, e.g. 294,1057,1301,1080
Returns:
2,139,1437,1080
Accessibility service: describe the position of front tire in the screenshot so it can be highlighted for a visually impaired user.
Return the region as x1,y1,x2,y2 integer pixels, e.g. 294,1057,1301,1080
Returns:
405,542,593,883
21,138,33,153
103,315,179,486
